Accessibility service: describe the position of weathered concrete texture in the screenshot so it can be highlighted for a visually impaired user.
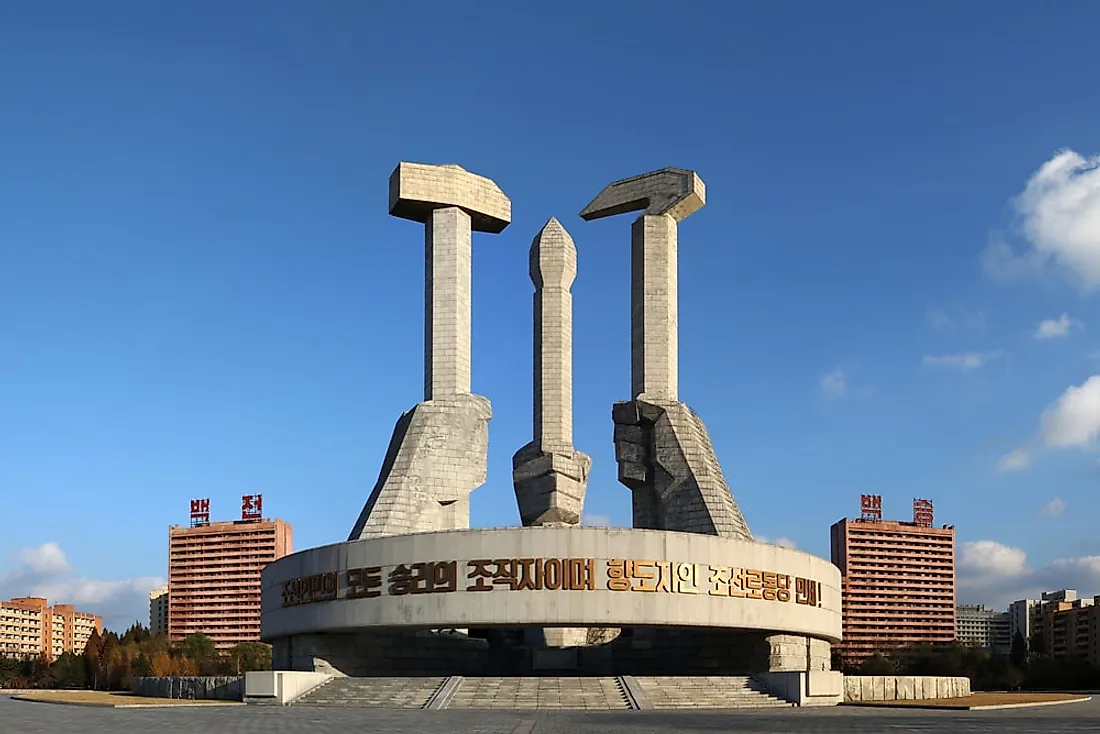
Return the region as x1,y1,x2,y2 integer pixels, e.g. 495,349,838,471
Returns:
424,206,475,399
629,215,678,402
612,400,752,539
766,634,831,674
293,676,447,708
513,218,591,528
131,676,243,700
580,167,706,224
580,168,704,403
389,162,511,234
582,168,751,543
512,443,590,526
274,631,490,677
632,676,792,709
449,677,630,710
348,395,490,540
842,675,971,702
350,162,510,541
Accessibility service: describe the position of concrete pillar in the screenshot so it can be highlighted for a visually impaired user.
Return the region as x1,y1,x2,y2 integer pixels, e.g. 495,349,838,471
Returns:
531,217,577,452
631,214,678,402
425,206,473,400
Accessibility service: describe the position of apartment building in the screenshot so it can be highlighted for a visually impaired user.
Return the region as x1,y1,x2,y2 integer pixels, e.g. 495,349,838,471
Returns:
956,604,1010,655
149,586,169,637
168,516,292,650
830,497,956,664
0,597,102,661
1009,590,1077,649
1040,595,1099,666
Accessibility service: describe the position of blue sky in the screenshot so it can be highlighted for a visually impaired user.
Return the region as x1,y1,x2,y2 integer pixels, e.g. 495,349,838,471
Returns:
2,1,1099,627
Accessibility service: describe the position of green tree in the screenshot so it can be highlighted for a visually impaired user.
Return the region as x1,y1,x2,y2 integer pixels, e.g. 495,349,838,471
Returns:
120,623,151,646
1010,631,1028,668
179,633,216,663
857,652,895,675
51,652,87,689
227,642,272,673
83,628,103,689
131,652,152,678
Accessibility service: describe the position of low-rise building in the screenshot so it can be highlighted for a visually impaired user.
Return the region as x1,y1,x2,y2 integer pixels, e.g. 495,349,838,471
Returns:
0,597,102,661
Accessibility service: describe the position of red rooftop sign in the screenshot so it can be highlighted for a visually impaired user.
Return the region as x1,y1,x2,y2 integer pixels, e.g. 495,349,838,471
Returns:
913,498,934,527
189,498,210,527
242,494,263,521
860,494,882,521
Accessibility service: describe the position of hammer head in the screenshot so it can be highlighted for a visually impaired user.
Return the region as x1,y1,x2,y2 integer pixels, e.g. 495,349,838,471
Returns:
580,167,706,223
389,162,512,234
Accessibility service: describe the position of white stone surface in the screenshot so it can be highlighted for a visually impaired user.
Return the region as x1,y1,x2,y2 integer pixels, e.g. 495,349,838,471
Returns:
349,162,511,541
513,218,591,528
244,671,333,704
754,670,843,706
262,527,841,642
389,162,510,233
425,206,474,399
348,395,491,540
842,675,971,702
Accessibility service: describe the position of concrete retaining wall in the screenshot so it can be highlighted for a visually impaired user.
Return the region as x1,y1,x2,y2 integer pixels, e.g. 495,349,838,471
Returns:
843,676,971,702
131,676,243,701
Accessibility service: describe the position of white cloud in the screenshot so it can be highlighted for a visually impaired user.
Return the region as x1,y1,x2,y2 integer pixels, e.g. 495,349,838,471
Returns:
982,149,1100,290
959,540,1029,578
927,307,986,332
997,448,1031,472
820,368,847,397
757,536,798,549
1039,375,1100,448
1036,497,1067,517
1033,313,1077,340
1,542,163,631
958,539,1100,609
18,542,71,574
581,513,613,527
922,351,1004,369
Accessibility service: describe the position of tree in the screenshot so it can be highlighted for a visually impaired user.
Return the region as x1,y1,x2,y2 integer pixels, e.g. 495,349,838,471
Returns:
131,652,152,678
83,629,103,689
120,623,151,646
858,652,895,675
149,652,173,677
51,652,87,689
1010,631,1028,668
226,642,272,673
178,633,217,666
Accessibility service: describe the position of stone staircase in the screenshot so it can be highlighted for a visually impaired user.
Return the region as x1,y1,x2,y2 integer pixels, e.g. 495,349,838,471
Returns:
448,676,631,709
632,676,793,709
292,676,448,708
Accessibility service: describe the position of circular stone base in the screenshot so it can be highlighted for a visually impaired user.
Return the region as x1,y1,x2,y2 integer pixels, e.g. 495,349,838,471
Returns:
262,526,839,677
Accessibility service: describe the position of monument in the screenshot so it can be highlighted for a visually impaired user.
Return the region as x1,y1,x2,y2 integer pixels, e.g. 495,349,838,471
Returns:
512,218,591,529
349,163,508,540
260,161,841,698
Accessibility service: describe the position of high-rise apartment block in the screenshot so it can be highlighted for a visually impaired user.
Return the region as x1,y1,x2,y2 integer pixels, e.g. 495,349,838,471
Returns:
1009,598,1042,646
149,586,169,637
0,597,102,661
168,496,291,650
830,495,956,664
956,604,1010,655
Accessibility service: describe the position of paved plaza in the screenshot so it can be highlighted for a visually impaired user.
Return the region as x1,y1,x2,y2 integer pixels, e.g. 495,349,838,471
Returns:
4,695,1100,734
